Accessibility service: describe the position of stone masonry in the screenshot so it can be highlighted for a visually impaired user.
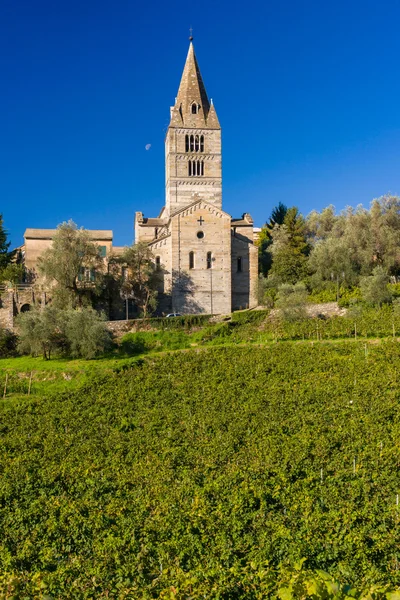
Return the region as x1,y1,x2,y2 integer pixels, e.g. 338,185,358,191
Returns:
135,40,258,314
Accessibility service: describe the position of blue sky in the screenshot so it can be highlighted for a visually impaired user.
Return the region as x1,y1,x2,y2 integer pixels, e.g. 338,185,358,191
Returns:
1,0,400,247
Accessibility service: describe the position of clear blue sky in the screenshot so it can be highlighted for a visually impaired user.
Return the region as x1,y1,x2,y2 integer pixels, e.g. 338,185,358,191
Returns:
2,0,400,247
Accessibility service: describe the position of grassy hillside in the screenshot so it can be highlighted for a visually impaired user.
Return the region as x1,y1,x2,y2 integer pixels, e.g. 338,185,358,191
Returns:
1,341,400,597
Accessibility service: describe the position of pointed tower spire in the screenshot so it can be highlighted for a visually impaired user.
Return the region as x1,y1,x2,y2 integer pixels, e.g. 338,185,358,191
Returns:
169,40,219,128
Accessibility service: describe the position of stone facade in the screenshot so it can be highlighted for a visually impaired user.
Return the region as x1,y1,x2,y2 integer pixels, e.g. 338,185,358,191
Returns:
135,41,258,314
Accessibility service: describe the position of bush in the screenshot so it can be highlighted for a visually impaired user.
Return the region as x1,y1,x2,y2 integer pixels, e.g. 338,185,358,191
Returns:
360,267,392,306
16,306,112,360
338,286,362,307
0,327,17,357
16,306,67,360
276,282,308,322
65,308,112,359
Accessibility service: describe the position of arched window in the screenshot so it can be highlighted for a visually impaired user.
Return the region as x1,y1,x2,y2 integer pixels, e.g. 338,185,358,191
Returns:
237,257,242,272
188,160,192,176
200,135,204,152
189,251,195,269
191,102,198,114
200,161,204,176
155,256,161,270
190,135,194,152
195,135,199,152
207,252,212,269
185,135,189,152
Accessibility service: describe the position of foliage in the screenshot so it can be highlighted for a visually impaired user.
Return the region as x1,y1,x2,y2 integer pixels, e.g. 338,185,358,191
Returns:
275,282,308,322
0,263,24,285
0,327,17,357
360,266,392,306
115,242,160,318
37,220,106,309
257,202,288,277
0,214,13,272
269,207,309,284
16,305,111,360
258,274,276,307
64,308,112,358
2,343,400,595
16,305,67,360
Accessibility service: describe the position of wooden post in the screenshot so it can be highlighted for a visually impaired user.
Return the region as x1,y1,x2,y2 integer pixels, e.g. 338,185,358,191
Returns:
28,372,33,396
3,374,8,399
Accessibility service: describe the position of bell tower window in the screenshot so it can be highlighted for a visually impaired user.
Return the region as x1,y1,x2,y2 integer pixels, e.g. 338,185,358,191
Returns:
191,102,199,114
189,251,195,269
200,135,204,152
185,135,189,152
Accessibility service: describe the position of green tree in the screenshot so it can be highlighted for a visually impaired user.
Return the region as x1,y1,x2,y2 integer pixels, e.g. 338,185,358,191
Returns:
37,221,105,309
360,266,392,306
257,202,288,276
269,207,309,284
275,282,308,322
0,263,25,285
16,305,111,359
117,242,160,317
16,306,67,360
0,214,14,272
308,237,357,298
65,308,112,358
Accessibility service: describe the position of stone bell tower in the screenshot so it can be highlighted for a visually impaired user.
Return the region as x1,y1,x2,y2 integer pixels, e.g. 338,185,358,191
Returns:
165,39,222,217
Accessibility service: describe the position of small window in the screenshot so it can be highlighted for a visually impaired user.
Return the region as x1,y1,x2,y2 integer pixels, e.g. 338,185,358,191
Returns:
188,160,192,176
98,245,107,258
200,135,204,152
195,135,199,152
189,251,195,269
155,256,161,270
237,257,242,272
190,135,195,152
185,135,189,152
197,231,204,239
191,103,198,114
207,251,212,269
200,161,204,176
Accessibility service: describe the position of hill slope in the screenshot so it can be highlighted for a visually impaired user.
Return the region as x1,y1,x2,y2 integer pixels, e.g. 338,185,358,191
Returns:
1,342,400,597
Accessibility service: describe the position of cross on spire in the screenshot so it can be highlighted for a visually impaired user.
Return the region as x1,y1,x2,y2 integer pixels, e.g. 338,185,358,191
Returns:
189,26,193,41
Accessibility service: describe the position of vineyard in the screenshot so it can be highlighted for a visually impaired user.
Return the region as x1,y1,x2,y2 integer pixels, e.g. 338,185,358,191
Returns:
1,341,400,597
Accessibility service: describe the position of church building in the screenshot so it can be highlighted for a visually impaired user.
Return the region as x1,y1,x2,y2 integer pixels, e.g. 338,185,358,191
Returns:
135,39,258,314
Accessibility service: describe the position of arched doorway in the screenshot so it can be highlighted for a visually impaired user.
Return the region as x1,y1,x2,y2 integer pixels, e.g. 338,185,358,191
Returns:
20,304,31,313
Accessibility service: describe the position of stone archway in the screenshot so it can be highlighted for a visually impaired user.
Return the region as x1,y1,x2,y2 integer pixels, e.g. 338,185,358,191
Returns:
20,303,31,313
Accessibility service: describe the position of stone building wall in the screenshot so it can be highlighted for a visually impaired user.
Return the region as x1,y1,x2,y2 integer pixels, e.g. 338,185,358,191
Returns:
165,127,222,216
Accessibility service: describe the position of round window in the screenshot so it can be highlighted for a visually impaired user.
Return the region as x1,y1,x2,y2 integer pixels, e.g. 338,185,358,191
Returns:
197,231,204,239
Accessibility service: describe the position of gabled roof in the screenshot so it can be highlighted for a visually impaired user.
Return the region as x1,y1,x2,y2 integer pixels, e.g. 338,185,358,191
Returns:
170,198,231,220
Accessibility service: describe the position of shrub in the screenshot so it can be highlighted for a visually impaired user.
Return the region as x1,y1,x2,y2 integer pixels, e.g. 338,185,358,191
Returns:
16,306,112,360
360,266,392,306
64,308,112,359
276,282,308,322
16,306,67,360
0,327,17,357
